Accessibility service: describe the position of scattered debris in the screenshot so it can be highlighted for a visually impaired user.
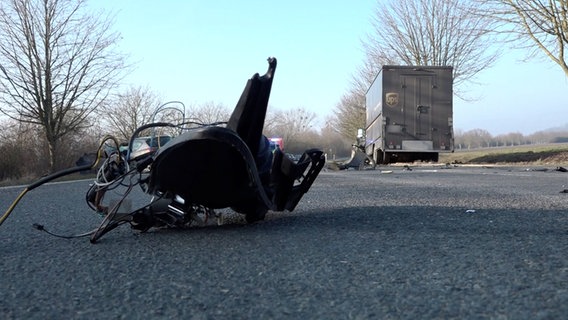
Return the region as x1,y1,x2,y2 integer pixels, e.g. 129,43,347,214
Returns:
526,168,549,172
325,162,340,171
331,145,375,170
403,165,413,171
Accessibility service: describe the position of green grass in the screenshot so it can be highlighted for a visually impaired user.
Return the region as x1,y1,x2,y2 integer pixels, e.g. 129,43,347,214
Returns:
439,143,568,165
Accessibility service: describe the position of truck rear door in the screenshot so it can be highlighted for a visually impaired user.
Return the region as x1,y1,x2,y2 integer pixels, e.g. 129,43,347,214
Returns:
401,74,433,141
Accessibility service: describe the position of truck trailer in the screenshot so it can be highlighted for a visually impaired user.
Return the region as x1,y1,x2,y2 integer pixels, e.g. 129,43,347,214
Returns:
364,65,454,164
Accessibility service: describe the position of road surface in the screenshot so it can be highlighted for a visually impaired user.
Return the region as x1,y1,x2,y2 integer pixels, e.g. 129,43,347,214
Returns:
1,165,567,319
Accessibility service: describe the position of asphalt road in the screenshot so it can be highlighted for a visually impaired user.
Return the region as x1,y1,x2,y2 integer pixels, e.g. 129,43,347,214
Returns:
0,165,567,319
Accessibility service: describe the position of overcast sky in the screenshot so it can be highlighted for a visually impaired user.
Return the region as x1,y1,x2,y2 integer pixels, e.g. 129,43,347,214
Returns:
92,0,568,136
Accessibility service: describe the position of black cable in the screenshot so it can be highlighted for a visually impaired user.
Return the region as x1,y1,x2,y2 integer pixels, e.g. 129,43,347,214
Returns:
1,136,113,228
32,223,96,239
27,164,94,191
4,121,230,238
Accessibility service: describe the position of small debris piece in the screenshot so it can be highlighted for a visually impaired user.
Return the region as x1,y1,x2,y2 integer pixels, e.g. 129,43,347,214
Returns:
465,209,476,213
526,168,548,172
556,166,568,172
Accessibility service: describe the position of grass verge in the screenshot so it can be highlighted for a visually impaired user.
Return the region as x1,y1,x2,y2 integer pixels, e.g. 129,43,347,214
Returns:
439,143,568,165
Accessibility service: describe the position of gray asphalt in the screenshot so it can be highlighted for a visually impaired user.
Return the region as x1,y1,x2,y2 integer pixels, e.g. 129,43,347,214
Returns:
0,165,567,319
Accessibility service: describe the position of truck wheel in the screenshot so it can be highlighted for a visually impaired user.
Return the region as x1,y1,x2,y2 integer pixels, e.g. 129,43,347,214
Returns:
383,152,391,164
431,153,439,162
375,150,383,165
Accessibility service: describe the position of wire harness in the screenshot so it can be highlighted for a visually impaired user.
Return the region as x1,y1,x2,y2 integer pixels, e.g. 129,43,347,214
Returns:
0,119,229,243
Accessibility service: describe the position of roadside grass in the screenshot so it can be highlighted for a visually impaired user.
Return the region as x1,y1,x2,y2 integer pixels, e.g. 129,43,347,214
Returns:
439,143,568,165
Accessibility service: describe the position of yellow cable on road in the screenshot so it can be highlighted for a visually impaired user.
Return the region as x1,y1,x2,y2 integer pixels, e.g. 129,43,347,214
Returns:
0,188,29,227
0,135,120,228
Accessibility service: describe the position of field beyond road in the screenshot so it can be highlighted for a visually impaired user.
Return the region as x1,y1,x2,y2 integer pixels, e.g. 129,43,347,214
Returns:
439,143,568,165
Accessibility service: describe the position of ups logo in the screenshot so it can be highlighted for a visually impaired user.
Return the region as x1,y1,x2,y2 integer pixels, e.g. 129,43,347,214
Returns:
386,92,399,107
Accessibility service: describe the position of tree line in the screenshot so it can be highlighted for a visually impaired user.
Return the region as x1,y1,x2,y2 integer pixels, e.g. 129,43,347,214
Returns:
455,128,568,150
0,0,567,182
0,91,353,182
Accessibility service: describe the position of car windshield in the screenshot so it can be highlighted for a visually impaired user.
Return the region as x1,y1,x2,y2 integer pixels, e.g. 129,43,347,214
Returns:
147,136,172,148
132,136,172,151
131,139,146,150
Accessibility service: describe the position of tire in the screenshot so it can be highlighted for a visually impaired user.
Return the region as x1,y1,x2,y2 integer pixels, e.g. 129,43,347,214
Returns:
244,205,267,223
375,149,383,165
233,201,268,223
383,152,391,164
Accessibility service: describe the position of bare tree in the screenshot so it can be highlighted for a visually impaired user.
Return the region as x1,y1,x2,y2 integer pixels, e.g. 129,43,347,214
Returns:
187,101,231,125
364,0,499,93
0,0,126,171
496,132,526,146
332,89,366,141
477,0,568,76
332,0,499,143
265,107,317,146
319,119,353,159
100,85,161,142
465,128,493,148
263,107,280,137
331,59,377,141
0,119,44,180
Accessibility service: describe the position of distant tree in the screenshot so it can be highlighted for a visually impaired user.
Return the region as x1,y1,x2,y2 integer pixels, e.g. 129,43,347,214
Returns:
265,107,317,146
332,89,366,141
501,132,526,146
0,0,126,171
0,120,38,180
363,0,499,95
187,101,231,125
320,118,353,159
477,0,568,76
334,0,499,144
453,128,465,149
459,128,493,149
263,108,280,137
288,129,322,154
99,85,161,142
526,130,554,145
331,58,377,142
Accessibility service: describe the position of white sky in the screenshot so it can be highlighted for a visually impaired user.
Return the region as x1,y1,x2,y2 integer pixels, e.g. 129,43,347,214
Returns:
92,0,568,136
